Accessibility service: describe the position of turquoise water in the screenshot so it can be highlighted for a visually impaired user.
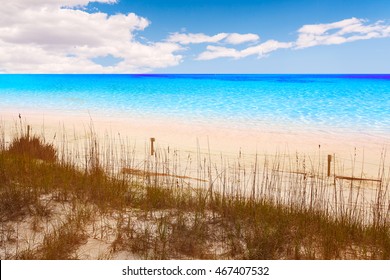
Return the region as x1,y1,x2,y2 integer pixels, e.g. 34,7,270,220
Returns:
0,74,389,135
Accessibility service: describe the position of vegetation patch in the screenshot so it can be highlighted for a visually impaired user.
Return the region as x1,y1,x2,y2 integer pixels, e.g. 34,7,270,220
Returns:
0,125,389,259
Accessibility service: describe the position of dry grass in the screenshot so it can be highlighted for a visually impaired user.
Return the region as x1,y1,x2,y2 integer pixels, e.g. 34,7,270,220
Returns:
7,135,57,162
0,123,389,260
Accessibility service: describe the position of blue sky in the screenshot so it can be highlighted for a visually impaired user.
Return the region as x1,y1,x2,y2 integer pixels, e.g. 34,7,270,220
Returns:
1,0,389,73
91,0,390,38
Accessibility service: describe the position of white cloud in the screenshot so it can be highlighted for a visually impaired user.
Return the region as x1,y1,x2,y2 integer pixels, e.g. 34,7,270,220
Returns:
298,18,361,35
197,40,292,60
1,2,390,73
0,0,182,73
197,17,390,61
224,33,260,45
167,32,260,45
242,40,293,57
167,33,229,45
296,17,390,49
197,46,241,60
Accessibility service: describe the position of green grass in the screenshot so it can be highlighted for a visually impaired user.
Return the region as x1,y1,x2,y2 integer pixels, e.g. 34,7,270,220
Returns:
0,126,389,259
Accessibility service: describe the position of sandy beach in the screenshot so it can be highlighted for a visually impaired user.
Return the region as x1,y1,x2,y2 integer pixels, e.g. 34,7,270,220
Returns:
2,108,390,260
1,108,389,179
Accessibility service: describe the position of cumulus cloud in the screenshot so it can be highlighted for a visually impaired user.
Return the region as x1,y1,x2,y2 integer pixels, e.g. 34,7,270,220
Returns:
167,32,228,45
167,32,260,45
296,17,390,49
196,17,390,61
197,40,292,60
197,46,241,60
0,0,182,73
1,3,390,73
241,40,293,57
224,33,260,45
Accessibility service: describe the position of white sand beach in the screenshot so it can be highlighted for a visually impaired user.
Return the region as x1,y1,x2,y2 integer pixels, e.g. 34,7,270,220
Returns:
1,108,389,179
1,108,389,261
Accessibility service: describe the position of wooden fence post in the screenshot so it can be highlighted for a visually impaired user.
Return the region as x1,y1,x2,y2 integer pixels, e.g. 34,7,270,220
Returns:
327,154,332,177
150,137,155,156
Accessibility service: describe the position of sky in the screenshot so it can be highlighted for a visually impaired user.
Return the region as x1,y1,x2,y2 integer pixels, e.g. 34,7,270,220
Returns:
0,0,390,73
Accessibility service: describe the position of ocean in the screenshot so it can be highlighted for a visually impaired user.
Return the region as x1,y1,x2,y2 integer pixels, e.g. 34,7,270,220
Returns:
0,74,389,137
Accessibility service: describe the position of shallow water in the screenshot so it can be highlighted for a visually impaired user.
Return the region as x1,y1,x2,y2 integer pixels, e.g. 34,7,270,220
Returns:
1,74,389,137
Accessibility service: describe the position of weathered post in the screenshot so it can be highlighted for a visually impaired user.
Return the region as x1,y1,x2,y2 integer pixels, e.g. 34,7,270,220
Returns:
333,153,336,185
327,154,332,177
27,125,30,140
150,137,155,156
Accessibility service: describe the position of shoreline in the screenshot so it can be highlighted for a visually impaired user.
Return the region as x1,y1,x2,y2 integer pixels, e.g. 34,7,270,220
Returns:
1,109,389,178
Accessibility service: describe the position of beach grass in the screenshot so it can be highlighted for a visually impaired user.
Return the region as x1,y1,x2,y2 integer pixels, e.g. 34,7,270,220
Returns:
0,123,389,260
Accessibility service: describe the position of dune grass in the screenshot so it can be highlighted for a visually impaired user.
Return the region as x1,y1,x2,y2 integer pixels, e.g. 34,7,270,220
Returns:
0,123,389,259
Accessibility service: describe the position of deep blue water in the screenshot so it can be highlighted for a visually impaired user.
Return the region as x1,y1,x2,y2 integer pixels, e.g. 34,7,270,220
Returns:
0,74,389,135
